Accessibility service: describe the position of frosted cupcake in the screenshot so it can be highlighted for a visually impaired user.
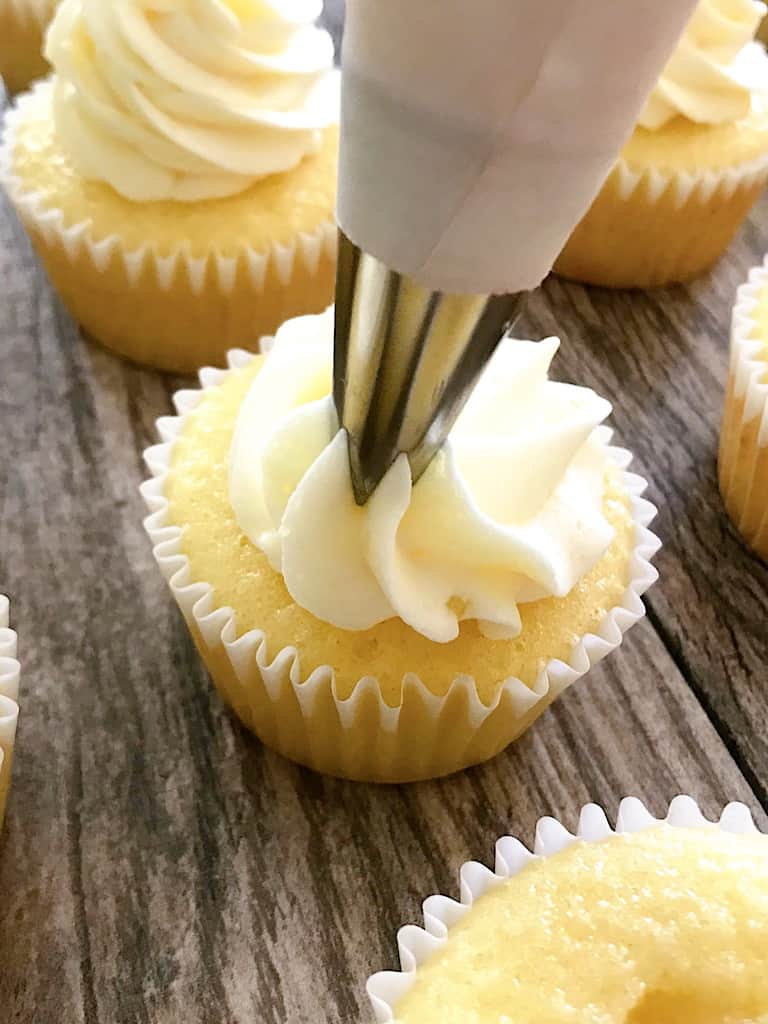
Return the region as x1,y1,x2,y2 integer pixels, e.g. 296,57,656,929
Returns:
0,0,57,95
556,0,768,289
0,596,20,829
0,0,338,372
719,258,768,559
141,309,660,783
368,796,768,1023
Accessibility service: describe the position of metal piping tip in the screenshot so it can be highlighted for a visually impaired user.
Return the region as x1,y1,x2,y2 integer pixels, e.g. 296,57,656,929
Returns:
333,231,527,505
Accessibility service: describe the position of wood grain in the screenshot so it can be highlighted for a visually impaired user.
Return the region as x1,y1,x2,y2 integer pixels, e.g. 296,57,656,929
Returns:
520,202,768,808
1,5,767,1019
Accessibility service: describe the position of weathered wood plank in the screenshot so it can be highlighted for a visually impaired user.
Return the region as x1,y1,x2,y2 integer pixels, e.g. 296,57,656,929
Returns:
521,196,768,806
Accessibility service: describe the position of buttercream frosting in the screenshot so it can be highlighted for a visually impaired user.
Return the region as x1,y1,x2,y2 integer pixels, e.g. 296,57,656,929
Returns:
45,0,338,201
639,0,767,129
229,309,615,643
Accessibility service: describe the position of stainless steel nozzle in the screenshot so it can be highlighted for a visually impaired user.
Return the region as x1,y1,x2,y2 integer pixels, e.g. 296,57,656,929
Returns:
333,231,527,505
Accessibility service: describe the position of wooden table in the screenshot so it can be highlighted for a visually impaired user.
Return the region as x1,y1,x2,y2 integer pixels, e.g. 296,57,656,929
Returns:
1,7,767,1021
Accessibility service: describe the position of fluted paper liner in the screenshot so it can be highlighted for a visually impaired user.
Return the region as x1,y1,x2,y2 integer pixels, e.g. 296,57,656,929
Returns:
0,595,20,829
0,79,337,372
367,795,765,1021
141,350,660,783
719,257,768,559
611,152,768,207
556,151,768,288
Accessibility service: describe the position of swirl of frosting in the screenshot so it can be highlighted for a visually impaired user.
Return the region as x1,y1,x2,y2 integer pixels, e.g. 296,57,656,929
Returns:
639,0,766,129
229,309,615,643
44,0,337,201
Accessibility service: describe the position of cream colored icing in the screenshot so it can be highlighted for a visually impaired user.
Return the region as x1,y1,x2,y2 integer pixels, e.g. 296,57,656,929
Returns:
228,309,614,643
639,0,767,129
44,0,338,202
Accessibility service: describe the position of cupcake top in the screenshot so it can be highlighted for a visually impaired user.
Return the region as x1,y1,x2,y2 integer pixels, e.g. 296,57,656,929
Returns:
393,825,768,1024
229,309,616,643
44,0,338,201
639,0,767,129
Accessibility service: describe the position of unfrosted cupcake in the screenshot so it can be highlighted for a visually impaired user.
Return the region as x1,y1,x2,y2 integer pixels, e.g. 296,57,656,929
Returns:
556,0,768,288
368,796,768,1023
0,596,20,829
141,309,660,783
0,0,339,372
719,257,768,559
0,0,57,95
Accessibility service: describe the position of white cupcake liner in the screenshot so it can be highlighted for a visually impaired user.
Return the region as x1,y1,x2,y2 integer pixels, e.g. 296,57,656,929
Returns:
0,78,337,299
727,257,768,446
0,595,20,829
719,258,768,556
614,149,768,209
367,794,764,1021
556,140,768,289
140,348,660,782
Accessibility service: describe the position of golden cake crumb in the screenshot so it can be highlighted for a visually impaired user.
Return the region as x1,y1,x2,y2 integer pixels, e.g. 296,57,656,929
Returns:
395,827,768,1024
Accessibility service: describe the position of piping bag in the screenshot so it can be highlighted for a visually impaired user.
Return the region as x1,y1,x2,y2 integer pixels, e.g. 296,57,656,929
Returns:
333,0,698,504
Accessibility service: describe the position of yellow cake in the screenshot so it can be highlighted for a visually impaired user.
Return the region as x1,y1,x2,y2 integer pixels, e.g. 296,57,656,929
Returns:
388,822,768,1024
0,0,56,95
166,354,634,703
556,0,768,288
142,312,660,782
0,0,339,373
0,596,20,830
719,260,768,559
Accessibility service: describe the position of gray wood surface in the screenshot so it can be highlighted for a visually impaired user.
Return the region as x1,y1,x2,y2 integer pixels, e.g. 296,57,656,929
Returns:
1,4,768,1020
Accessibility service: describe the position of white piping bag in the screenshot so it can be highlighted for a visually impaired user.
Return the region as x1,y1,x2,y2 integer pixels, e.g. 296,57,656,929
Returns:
332,0,698,501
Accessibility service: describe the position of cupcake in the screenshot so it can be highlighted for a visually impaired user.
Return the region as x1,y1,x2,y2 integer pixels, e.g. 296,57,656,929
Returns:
0,0,57,95
719,258,768,559
0,0,339,373
556,0,768,289
368,796,768,1023
141,308,660,783
0,596,20,829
